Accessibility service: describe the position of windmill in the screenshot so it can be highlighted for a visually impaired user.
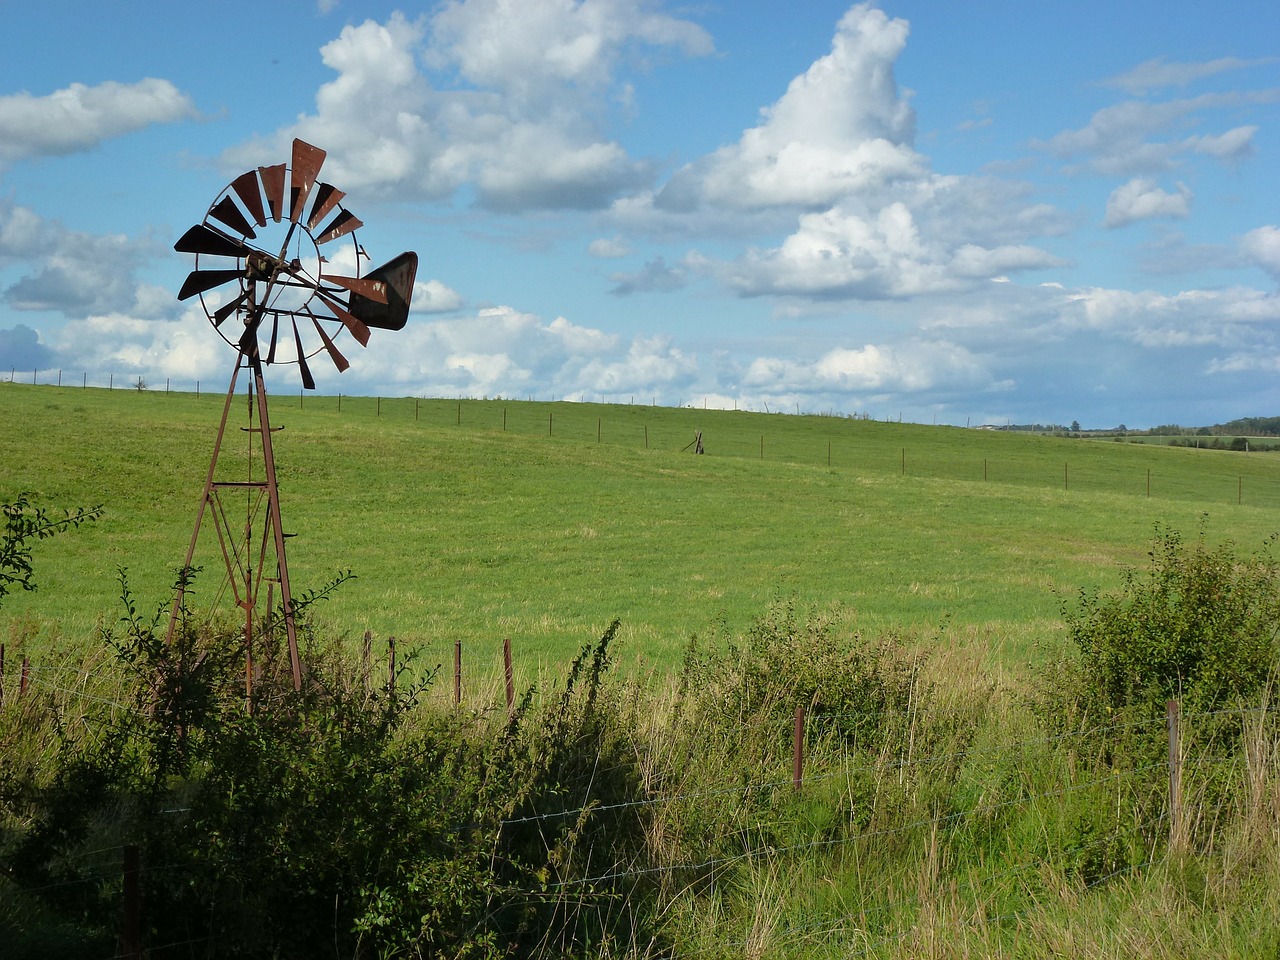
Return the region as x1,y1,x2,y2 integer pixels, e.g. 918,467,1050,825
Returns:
166,138,417,692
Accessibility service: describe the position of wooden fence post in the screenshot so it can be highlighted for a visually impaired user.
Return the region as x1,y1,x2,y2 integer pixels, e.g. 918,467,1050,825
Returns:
504,638,515,714
120,844,143,960
454,640,462,705
362,630,372,695
1167,699,1183,852
387,636,397,698
793,705,806,791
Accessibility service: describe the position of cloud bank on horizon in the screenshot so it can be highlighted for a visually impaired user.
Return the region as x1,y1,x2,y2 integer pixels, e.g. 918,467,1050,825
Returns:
0,0,1277,428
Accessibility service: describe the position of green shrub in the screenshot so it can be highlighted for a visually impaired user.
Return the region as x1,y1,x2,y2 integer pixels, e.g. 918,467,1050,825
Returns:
1046,527,1280,723
1,584,658,958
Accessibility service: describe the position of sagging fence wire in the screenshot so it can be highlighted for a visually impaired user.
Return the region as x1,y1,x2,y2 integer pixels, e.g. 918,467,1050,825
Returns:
501,710,1171,829
544,759,1170,891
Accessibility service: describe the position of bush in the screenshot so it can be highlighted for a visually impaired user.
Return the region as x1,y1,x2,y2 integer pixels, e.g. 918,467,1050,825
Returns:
1048,527,1280,722
1,589,658,958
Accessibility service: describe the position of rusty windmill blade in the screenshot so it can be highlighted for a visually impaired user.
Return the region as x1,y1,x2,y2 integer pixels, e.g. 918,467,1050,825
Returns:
292,318,316,389
178,268,243,301
319,272,389,303
230,170,267,228
307,308,351,372
265,312,280,364
208,196,257,240
258,163,287,223
348,252,418,331
306,183,345,230
289,139,326,223
175,223,247,258
212,289,252,327
315,209,362,245
314,287,371,347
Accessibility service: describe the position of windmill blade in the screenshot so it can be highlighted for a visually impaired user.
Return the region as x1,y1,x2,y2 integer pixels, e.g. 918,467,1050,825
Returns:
315,209,362,245
320,272,389,303
349,252,417,331
308,309,350,372
314,287,371,347
179,268,243,301
306,183,345,230
289,139,326,223
208,196,257,240
266,313,280,364
230,170,267,227
258,163,287,222
292,319,316,390
175,224,246,258
212,289,251,327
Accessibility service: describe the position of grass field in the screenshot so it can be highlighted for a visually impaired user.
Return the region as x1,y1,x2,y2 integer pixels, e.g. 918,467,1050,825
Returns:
4,379,1279,673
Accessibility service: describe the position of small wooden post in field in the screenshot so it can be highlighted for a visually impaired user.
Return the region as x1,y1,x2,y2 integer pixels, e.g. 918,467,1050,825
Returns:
387,636,397,698
504,638,515,714
120,844,143,960
377,396,381,416
597,417,602,443
548,412,553,436
415,397,420,421
457,401,461,425
454,640,462,705
1167,699,1183,852
793,705,806,791
901,448,906,475
362,630,372,695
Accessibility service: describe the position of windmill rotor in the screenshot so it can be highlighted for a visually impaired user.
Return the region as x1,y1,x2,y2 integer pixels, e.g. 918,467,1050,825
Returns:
175,137,417,387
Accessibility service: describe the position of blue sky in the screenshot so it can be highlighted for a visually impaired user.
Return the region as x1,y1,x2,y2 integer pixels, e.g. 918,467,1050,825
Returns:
1,0,1277,428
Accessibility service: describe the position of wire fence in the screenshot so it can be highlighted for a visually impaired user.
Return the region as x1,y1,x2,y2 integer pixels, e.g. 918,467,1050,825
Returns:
4,636,1274,959
7,373,1280,509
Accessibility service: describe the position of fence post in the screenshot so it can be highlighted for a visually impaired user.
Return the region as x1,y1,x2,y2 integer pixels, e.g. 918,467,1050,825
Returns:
548,412,553,436
362,630,372,695
120,844,143,960
387,636,396,698
793,705,806,791
1167,699,1183,852
454,640,462,705
504,638,515,714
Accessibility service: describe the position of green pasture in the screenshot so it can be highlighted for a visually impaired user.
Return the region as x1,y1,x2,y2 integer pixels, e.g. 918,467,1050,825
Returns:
3,380,1279,673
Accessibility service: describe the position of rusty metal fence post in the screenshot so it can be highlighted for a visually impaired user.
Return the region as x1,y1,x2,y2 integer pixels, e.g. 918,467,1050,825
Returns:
793,705,806,791
504,638,515,715
120,844,142,960
1167,699,1183,852
454,640,462,706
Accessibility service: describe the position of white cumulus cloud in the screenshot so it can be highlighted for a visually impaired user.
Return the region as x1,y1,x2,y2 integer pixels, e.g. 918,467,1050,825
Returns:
1103,178,1192,228
0,78,196,162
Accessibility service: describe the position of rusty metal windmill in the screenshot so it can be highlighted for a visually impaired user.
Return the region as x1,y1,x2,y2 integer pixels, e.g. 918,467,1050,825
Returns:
166,138,417,692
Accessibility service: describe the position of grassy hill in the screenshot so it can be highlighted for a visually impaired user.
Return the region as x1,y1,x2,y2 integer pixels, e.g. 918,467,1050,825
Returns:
3,379,1279,672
